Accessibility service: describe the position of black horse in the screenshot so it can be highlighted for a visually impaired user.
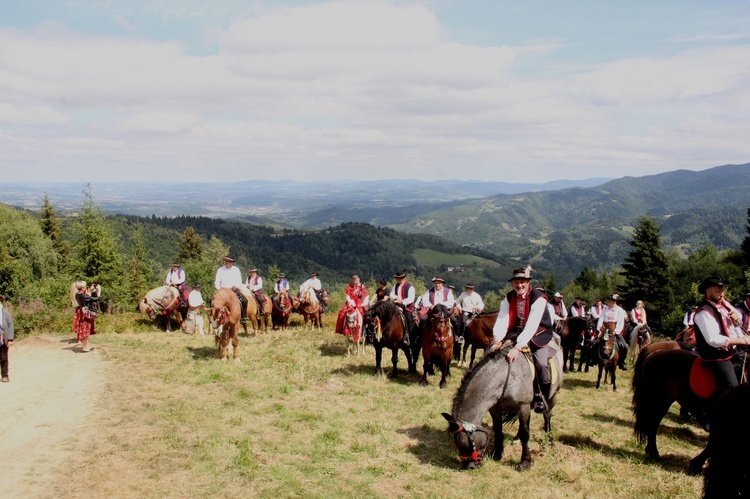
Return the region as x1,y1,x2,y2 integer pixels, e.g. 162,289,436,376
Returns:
703,384,750,498
363,301,418,377
558,316,595,373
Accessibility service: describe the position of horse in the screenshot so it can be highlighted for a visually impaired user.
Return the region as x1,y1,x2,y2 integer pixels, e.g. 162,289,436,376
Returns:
631,344,717,472
208,289,244,360
139,285,187,332
420,304,454,388
297,288,323,329
627,323,652,365
595,322,619,391
254,293,273,333
271,290,293,330
342,304,365,357
442,341,564,471
362,301,416,377
703,383,750,498
460,311,496,370
558,316,595,373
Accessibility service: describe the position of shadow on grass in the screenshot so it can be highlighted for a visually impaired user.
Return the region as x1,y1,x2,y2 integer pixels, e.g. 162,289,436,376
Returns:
330,363,423,385
399,425,460,469
561,377,598,390
319,342,348,357
584,411,707,447
186,345,219,360
557,433,701,474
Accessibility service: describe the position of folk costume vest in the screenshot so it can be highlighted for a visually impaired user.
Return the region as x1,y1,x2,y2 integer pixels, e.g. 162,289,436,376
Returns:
394,282,414,312
428,287,450,307
694,301,735,361
506,288,553,348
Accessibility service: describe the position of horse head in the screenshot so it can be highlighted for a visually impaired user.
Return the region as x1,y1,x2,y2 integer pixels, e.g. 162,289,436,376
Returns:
319,289,330,305
428,304,453,349
442,413,491,470
139,297,157,320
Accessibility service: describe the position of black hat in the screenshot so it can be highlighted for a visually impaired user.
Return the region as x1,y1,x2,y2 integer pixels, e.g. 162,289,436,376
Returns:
224,256,235,262
606,293,620,302
171,262,180,266
595,297,603,302
249,268,258,273
193,283,201,288
311,272,318,276
465,283,475,289
698,276,726,294
379,279,387,285
432,276,445,283
744,291,750,297
508,266,533,281
278,273,286,278
448,284,455,290
394,270,407,278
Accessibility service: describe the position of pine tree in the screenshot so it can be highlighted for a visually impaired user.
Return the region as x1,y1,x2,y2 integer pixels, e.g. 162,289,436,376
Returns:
39,193,70,264
126,224,153,302
619,216,671,330
74,184,123,298
178,226,204,262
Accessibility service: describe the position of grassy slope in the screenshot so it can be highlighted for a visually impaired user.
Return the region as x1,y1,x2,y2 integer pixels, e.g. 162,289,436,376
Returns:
47,316,703,498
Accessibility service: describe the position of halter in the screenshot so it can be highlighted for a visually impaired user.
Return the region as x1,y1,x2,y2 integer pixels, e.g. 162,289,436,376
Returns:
450,419,490,463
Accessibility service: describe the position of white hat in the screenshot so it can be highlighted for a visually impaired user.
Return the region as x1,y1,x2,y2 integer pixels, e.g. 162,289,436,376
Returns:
554,292,563,298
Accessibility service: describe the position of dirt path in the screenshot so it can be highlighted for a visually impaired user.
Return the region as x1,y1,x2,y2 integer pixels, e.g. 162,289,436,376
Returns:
0,336,105,498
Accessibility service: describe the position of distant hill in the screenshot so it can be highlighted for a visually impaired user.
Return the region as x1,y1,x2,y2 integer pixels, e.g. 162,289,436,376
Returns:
387,163,750,282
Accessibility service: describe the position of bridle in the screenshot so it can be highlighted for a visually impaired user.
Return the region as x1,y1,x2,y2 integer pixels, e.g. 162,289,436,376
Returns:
450,419,490,464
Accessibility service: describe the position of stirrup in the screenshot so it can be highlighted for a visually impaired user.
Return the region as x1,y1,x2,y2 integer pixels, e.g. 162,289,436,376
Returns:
533,396,547,414
456,336,465,344
240,317,248,325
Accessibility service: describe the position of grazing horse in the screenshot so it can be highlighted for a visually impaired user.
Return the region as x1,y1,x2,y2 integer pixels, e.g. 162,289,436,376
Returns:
139,285,187,332
298,288,323,329
595,322,619,391
342,304,365,357
208,289,243,360
420,304,454,388
558,316,595,373
272,290,293,330
460,311,496,369
703,384,750,498
632,345,718,472
442,341,564,470
362,301,415,377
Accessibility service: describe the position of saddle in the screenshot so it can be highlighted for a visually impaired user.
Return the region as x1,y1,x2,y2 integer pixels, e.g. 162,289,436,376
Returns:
690,357,718,399
520,340,560,387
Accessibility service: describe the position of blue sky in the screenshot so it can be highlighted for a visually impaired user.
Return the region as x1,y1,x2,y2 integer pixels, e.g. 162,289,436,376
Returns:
1,0,749,183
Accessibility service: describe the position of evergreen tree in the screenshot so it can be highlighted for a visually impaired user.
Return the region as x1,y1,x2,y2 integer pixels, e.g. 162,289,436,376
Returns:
126,224,153,303
742,207,750,267
73,184,123,299
39,193,70,264
574,266,598,291
619,216,671,330
178,226,204,262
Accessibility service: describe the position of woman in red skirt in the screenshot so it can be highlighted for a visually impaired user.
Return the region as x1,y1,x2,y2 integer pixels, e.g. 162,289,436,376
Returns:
72,281,98,352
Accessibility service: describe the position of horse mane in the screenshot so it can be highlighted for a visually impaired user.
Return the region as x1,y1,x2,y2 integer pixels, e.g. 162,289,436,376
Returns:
451,346,511,416
366,300,400,320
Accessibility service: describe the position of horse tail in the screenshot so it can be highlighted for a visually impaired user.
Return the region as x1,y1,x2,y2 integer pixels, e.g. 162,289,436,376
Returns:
631,345,651,443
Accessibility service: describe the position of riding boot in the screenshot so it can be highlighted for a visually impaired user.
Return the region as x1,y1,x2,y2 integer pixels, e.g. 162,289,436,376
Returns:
618,341,628,370
533,382,547,414
540,382,552,411
237,293,248,325
402,328,411,347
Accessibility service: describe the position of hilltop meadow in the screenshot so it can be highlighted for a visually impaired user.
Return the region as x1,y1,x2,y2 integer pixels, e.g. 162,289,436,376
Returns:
29,312,705,498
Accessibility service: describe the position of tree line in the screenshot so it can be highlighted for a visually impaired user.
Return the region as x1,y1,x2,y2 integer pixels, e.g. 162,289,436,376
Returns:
0,187,748,337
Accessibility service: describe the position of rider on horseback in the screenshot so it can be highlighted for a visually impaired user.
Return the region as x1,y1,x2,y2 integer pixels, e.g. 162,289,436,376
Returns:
694,276,749,404
389,270,416,346
215,256,252,325
593,294,629,371
454,283,484,344
165,262,188,306
490,266,555,413
246,268,266,316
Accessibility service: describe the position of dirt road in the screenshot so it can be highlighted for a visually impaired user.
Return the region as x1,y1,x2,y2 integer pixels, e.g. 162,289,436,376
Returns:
0,336,105,498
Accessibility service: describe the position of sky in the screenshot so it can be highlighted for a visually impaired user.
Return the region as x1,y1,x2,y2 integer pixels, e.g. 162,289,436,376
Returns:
1,0,750,184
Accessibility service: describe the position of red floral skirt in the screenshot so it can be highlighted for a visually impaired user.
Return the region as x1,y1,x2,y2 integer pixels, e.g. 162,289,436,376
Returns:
73,307,97,341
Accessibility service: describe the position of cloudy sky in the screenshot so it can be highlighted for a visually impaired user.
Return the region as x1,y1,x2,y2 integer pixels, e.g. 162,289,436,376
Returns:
1,0,749,184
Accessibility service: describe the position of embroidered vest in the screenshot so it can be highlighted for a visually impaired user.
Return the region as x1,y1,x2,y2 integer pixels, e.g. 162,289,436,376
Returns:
694,301,734,361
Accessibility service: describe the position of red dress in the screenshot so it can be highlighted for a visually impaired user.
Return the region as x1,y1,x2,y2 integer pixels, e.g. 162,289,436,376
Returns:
72,292,97,341
336,283,368,335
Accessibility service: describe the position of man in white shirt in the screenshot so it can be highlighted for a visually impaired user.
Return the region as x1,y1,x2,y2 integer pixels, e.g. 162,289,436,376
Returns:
215,256,252,324
299,272,322,296
589,298,603,321
274,274,290,295
595,294,629,371
246,268,266,316
419,276,455,320
570,297,587,318
165,263,188,303
389,270,416,345
454,283,484,343
551,292,568,320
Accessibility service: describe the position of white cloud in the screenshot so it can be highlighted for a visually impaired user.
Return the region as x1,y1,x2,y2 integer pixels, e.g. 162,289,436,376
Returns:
0,1,749,183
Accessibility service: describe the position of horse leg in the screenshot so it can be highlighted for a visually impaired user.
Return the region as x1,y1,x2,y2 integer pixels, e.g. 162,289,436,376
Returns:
232,330,240,361
489,407,504,461
516,405,532,471
408,343,419,375
611,364,617,391
419,358,429,386
469,346,477,370
688,442,711,475
375,344,384,376
642,398,674,461
389,347,399,378
596,363,603,389
219,331,229,360
439,358,449,389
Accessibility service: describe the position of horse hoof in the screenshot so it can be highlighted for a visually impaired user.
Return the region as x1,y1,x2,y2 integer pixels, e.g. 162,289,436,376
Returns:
515,461,532,472
439,381,447,389
688,460,704,476
419,380,428,387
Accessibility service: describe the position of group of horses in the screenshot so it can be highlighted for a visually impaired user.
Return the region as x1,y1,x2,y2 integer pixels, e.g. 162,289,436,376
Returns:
139,285,329,360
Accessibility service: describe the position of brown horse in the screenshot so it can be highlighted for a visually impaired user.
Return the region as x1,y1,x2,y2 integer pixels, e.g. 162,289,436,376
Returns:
362,300,415,377
139,285,187,332
272,290,293,330
297,288,322,329
254,293,272,333
558,316,596,373
595,322,619,391
460,311,496,369
209,289,243,360
420,304,454,388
